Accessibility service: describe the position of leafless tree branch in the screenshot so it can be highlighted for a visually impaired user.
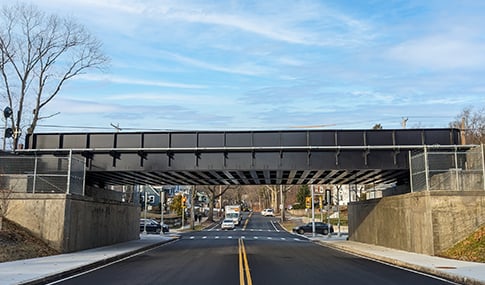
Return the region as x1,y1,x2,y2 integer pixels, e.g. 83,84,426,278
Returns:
0,2,109,149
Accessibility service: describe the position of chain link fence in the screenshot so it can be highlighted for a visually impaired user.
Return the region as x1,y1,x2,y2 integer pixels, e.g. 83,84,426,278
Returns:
0,154,85,195
410,146,485,192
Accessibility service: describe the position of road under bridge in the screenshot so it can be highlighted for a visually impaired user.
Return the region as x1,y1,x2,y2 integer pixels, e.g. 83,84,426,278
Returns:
22,128,462,186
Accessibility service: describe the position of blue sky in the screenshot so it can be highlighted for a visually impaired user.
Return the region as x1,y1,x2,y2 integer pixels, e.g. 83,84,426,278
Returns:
7,0,485,132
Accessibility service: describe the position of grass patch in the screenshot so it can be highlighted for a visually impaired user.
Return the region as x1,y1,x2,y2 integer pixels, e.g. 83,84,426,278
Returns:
0,220,59,262
438,225,485,263
280,219,300,232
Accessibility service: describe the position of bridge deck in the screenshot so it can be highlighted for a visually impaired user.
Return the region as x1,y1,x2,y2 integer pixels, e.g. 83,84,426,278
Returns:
22,128,462,186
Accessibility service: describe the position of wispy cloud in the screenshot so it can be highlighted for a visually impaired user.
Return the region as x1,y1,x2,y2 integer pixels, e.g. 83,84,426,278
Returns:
153,2,373,47
388,35,485,70
158,51,271,76
77,74,207,89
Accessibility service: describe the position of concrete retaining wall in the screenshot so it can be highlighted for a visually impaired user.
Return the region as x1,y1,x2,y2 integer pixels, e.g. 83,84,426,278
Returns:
348,191,485,255
6,193,140,253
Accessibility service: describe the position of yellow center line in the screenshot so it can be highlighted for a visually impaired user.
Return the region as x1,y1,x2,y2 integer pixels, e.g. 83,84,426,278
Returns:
238,238,253,285
242,212,252,230
239,239,244,285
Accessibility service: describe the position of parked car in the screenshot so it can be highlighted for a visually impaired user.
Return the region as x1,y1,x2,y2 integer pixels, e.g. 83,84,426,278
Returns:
261,208,274,217
293,222,334,235
140,218,169,233
221,219,236,230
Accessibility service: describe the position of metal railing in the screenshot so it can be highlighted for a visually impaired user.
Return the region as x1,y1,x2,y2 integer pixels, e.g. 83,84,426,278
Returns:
0,154,85,195
410,145,485,192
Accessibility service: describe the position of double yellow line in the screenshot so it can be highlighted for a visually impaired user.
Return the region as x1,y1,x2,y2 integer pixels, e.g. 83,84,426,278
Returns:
238,238,253,285
242,212,252,230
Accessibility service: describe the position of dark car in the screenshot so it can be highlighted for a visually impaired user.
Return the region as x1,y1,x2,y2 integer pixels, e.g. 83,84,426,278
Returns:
140,218,169,233
293,222,334,235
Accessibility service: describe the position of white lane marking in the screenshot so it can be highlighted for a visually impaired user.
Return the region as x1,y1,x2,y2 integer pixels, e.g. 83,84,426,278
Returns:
270,221,280,232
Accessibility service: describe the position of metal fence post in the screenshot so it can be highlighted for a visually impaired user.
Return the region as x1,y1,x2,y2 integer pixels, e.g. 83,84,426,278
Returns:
66,150,72,194
33,156,38,193
82,156,86,196
424,146,430,191
409,150,414,192
454,147,459,191
482,144,485,191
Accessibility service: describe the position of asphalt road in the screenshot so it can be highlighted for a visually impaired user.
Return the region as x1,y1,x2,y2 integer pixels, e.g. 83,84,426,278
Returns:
50,212,457,285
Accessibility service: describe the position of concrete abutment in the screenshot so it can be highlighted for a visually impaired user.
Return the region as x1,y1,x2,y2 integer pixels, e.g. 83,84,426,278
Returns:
348,191,485,255
6,193,140,253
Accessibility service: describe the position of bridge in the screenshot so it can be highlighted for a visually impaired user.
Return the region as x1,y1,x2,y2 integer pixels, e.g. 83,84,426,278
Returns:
5,127,485,256
23,128,462,187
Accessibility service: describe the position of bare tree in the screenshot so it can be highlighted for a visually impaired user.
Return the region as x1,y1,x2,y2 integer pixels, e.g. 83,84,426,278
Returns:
263,185,292,221
0,2,109,149
372,123,383,130
450,107,485,144
202,185,232,222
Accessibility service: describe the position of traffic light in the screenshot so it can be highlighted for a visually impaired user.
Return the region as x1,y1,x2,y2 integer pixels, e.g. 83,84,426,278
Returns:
181,196,187,208
4,128,13,138
3,107,12,119
305,196,311,209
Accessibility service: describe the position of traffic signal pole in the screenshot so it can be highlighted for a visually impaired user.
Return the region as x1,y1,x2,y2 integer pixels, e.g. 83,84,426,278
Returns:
160,190,165,235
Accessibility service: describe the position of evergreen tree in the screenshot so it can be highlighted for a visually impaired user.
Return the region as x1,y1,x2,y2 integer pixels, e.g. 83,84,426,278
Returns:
294,185,310,209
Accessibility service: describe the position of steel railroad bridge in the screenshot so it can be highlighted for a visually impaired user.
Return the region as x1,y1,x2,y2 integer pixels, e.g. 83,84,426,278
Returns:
22,128,462,186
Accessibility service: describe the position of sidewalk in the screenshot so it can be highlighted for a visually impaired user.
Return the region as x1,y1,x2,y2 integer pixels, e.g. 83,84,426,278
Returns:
311,234,485,285
0,234,178,285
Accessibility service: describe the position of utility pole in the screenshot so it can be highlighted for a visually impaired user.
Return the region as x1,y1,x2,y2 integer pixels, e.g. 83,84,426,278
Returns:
160,190,165,235
461,117,466,145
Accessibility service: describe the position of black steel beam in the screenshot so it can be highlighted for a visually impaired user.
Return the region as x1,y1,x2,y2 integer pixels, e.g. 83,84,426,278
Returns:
19,128,465,186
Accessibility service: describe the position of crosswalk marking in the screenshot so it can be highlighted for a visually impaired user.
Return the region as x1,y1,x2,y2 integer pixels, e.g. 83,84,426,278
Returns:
210,228,278,232
182,235,307,242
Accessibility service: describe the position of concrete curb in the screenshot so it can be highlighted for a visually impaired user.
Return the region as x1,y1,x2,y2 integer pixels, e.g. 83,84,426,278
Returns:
314,240,485,285
20,237,179,285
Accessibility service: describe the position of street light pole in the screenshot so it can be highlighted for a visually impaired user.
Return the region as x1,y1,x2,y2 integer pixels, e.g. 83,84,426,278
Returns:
311,185,315,237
